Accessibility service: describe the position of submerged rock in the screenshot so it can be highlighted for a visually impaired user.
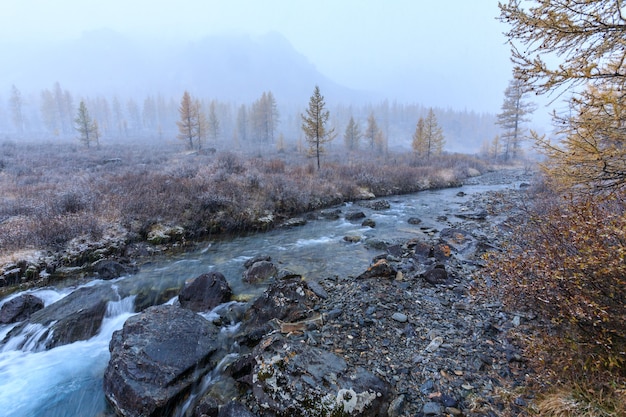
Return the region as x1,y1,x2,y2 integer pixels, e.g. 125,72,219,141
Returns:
104,305,221,417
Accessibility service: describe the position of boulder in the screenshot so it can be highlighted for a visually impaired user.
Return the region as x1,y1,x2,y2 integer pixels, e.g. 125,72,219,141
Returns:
2,285,118,350
0,294,44,324
407,217,422,225
280,217,307,228
104,305,221,417
179,272,233,312
361,218,376,228
319,209,342,220
249,334,392,416
356,259,397,280
238,278,319,345
92,259,137,280
345,211,366,221
242,260,278,284
423,264,448,285
217,401,255,417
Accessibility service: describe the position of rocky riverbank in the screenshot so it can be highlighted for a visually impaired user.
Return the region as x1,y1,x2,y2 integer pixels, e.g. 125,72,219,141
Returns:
97,168,536,417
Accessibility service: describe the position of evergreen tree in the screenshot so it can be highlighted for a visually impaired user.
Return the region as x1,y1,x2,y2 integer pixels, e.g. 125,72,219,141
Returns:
301,85,335,170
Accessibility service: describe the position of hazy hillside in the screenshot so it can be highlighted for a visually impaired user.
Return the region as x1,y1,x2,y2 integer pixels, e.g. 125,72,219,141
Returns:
0,29,366,105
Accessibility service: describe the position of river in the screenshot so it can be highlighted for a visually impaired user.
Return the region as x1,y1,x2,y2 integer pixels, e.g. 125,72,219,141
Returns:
0,175,524,417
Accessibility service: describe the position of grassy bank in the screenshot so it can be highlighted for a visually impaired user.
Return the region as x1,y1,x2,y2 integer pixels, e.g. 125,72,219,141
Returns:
0,140,489,288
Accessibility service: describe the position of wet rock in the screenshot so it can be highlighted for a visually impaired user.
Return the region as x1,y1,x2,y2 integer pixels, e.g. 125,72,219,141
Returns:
362,218,376,228
0,294,44,324
92,259,137,280
455,209,488,221
344,235,362,243
104,305,221,417
3,285,118,349
407,217,422,225
280,217,307,228
358,199,391,210
217,400,255,417
345,211,366,221
238,278,320,345
249,334,392,417
193,396,219,417
423,264,448,285
319,209,342,220
243,255,271,269
179,272,233,312
356,259,397,280
242,260,277,284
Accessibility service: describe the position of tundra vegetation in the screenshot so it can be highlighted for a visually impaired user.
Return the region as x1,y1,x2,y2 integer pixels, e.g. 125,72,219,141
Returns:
482,1,626,415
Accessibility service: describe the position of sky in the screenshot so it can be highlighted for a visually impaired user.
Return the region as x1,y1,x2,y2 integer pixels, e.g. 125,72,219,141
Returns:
1,0,515,114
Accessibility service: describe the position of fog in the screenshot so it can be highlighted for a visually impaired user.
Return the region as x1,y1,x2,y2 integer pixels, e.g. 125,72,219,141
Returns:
0,0,524,152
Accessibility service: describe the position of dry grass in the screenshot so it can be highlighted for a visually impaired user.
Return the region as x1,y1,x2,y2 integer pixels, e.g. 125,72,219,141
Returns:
0,140,489,261
535,383,626,417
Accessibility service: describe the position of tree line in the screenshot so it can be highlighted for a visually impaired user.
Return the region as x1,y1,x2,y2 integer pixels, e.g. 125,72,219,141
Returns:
1,83,504,154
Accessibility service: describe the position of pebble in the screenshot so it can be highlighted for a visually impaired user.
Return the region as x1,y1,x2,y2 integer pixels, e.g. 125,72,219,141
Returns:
422,401,443,415
391,312,408,322
424,336,443,352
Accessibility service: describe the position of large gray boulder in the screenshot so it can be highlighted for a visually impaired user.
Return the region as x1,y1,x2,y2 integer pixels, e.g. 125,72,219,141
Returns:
178,272,232,312
104,305,221,417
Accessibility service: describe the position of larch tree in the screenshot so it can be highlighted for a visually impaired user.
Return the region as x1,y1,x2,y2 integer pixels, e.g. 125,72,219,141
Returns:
500,0,626,191
250,91,279,143
9,85,24,135
177,91,199,150
416,108,446,159
343,116,361,151
496,75,535,161
411,117,427,157
74,101,96,148
301,85,335,170
364,112,381,151
196,99,209,150
207,101,220,145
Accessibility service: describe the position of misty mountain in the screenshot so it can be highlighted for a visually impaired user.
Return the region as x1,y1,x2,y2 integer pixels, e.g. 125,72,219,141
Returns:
1,29,367,104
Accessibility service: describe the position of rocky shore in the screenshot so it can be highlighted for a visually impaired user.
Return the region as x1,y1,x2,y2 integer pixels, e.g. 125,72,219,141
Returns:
100,169,535,417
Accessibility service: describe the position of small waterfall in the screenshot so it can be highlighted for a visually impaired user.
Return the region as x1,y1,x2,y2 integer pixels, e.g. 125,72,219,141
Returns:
0,294,136,417
173,353,240,417
0,322,54,353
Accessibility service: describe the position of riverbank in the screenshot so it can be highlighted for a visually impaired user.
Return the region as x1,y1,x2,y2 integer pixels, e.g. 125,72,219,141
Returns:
229,168,536,416
0,142,491,296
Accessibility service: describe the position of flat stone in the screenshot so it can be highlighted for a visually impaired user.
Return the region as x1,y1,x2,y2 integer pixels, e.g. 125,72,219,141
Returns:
391,312,408,323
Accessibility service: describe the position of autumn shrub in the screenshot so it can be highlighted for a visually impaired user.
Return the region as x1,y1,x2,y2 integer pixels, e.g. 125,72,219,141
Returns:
484,187,626,385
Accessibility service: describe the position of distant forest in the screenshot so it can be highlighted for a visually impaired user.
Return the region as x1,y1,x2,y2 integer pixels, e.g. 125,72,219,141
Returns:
0,82,498,154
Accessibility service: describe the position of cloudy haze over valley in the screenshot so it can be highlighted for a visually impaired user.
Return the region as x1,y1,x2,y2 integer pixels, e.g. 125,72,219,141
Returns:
1,0,512,112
